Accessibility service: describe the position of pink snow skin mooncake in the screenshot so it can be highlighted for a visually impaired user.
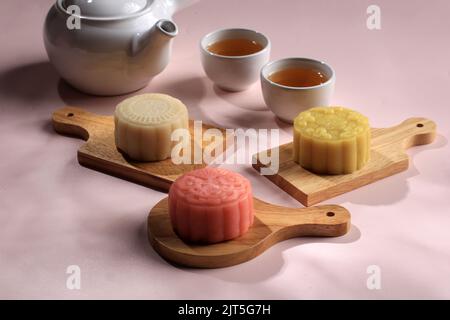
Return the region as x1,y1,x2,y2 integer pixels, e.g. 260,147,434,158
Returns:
168,167,255,244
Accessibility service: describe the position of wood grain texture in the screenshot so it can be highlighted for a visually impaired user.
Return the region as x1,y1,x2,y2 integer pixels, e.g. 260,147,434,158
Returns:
53,107,230,191
53,106,352,268
253,118,437,206
148,197,351,268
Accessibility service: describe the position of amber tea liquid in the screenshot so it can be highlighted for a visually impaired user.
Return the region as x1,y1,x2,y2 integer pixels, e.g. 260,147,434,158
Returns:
207,38,264,56
269,67,328,87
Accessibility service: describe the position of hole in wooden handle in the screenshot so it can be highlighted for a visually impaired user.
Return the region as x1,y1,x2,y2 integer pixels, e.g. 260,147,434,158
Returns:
416,123,424,128
326,212,335,217
67,113,74,117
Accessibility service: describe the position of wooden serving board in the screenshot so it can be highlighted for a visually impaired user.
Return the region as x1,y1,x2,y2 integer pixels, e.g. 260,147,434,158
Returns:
253,118,437,206
53,107,230,191
53,108,351,268
148,197,350,268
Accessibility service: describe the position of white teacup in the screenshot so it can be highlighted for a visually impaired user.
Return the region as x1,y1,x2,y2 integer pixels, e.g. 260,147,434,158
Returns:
200,28,271,92
261,58,335,123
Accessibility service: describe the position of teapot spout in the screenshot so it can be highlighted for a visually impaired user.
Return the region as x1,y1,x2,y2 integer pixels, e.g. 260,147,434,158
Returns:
145,19,178,55
154,19,178,40
130,19,178,78
131,19,178,56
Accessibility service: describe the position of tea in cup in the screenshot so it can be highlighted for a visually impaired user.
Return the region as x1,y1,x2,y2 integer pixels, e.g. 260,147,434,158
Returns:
261,58,335,123
200,28,271,91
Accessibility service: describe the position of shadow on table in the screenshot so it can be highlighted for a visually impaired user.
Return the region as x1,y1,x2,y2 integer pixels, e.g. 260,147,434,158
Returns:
0,61,209,119
0,61,60,108
189,224,362,284
213,84,268,112
220,108,292,133
135,209,180,269
249,133,447,208
57,78,153,114
212,85,292,134
327,134,448,207
57,75,209,120
138,215,361,283
153,76,208,122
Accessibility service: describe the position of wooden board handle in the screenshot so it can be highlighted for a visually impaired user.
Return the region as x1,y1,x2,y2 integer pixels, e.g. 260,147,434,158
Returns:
255,200,350,238
148,198,351,268
52,107,108,141
372,117,436,150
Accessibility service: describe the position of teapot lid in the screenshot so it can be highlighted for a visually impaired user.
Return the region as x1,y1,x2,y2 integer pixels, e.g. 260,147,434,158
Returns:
58,0,153,19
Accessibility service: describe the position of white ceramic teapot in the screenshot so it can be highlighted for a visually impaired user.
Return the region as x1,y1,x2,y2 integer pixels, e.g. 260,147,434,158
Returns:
44,0,192,96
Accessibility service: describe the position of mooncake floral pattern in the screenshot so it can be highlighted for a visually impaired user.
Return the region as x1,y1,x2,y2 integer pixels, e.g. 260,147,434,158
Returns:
172,167,252,206
294,106,369,140
116,93,187,126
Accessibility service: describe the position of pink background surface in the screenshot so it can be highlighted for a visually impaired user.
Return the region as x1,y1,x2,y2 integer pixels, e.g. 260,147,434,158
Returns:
1,0,450,299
